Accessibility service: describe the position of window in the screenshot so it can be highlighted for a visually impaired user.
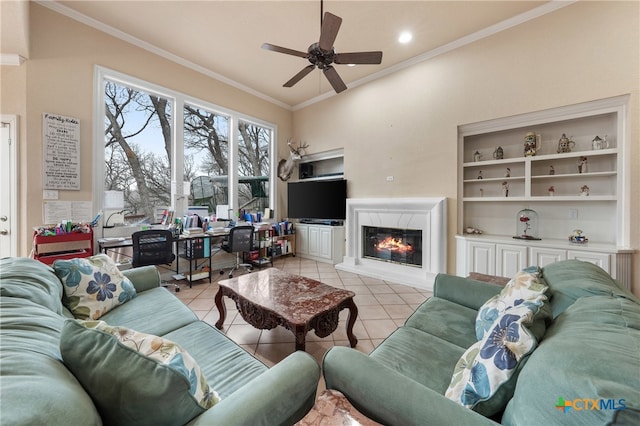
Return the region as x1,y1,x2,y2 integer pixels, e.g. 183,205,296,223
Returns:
104,80,172,224
94,66,276,224
184,104,230,213
238,120,271,213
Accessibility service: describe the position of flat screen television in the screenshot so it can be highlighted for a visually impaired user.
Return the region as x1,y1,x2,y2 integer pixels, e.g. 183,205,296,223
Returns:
287,179,347,220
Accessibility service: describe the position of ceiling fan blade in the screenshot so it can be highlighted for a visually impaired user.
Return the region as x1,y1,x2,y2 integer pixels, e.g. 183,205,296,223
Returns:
323,66,347,93
284,65,316,87
261,43,308,59
318,12,342,51
334,51,383,65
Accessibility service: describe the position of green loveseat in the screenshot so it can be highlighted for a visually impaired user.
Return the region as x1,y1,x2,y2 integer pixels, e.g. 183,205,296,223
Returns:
0,257,320,425
323,260,640,425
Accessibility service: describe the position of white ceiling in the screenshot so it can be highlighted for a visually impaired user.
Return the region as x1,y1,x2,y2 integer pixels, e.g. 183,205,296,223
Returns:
4,1,569,109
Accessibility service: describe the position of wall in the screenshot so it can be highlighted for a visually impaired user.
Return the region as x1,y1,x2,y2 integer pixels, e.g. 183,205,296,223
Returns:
293,1,640,294
7,3,292,256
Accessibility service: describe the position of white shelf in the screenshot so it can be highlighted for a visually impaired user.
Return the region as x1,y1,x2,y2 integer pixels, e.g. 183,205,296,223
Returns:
457,95,630,265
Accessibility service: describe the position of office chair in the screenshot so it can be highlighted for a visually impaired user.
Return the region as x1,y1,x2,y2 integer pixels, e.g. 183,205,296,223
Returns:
131,229,179,291
220,225,254,278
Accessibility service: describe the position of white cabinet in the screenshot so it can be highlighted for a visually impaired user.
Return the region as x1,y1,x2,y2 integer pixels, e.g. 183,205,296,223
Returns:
496,244,528,278
529,247,567,267
456,235,632,288
295,223,344,264
457,96,633,289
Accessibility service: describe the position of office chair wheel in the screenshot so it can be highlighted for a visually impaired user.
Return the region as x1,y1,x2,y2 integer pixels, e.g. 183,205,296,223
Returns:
229,273,233,278
219,270,224,275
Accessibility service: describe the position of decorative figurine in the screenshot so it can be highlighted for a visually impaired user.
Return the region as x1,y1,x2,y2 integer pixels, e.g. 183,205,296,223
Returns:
569,229,588,245
548,185,555,196
502,181,509,197
557,133,575,153
505,167,511,177
549,165,555,175
592,135,608,150
473,151,482,162
493,146,504,160
465,226,483,235
577,156,588,173
513,208,541,240
580,185,590,196
477,170,483,179
524,132,540,156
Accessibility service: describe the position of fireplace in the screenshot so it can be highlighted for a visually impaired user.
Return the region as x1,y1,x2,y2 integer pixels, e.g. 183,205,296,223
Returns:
363,226,422,268
336,198,446,290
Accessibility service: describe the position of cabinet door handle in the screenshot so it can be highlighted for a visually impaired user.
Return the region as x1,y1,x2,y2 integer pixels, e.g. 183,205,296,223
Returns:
0,229,8,235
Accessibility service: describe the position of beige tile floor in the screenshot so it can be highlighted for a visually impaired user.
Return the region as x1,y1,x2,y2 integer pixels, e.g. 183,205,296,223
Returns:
163,255,433,369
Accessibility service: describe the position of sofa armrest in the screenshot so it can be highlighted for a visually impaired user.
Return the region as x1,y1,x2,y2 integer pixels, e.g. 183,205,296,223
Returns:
188,351,320,426
323,347,498,426
433,273,502,310
121,266,161,293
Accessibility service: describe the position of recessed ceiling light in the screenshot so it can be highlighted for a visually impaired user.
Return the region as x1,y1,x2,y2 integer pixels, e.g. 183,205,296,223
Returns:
398,31,413,44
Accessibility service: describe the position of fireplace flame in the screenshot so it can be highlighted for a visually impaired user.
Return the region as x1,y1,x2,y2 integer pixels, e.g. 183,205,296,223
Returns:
375,237,414,254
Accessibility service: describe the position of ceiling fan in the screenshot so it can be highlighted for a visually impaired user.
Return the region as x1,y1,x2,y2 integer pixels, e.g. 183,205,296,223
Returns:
261,1,383,94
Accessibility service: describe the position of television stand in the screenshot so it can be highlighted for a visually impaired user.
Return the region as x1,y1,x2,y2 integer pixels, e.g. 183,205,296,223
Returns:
300,219,343,226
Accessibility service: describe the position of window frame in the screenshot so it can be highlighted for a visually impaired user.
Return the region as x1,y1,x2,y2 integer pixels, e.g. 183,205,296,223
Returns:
93,65,277,223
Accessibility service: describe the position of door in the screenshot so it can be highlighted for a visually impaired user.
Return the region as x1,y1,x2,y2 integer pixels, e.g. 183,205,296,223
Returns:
496,244,527,278
529,247,567,267
468,241,496,275
0,116,17,257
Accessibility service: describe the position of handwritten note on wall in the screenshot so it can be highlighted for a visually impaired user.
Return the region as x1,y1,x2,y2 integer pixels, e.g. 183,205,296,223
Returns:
43,113,80,190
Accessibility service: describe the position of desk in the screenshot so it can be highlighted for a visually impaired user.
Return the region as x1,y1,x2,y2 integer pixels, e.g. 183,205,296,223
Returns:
98,231,229,286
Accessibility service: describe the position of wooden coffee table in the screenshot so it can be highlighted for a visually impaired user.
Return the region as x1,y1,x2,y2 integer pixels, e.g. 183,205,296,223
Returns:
215,268,358,351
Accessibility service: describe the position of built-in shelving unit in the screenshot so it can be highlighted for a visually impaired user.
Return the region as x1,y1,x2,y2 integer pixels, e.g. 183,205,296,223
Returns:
298,148,344,181
456,95,632,288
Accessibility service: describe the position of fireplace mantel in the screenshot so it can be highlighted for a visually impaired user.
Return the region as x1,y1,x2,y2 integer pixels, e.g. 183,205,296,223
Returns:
336,198,447,290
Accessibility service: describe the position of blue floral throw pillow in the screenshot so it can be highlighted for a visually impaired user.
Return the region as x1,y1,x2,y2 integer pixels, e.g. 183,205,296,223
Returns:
53,254,136,319
60,320,220,426
446,299,550,416
475,266,548,340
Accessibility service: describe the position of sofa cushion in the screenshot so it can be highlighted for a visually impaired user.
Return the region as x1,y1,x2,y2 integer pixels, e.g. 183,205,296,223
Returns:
542,259,639,318
0,257,64,314
502,295,640,425
370,326,466,394
60,319,220,426
446,301,548,416
101,286,199,336
475,266,548,340
54,254,137,319
404,297,479,349
162,321,268,398
0,297,102,425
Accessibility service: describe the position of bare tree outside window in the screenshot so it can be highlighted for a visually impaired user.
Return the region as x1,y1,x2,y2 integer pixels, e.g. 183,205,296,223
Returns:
104,81,172,223
102,73,274,223
238,121,270,213
184,105,230,212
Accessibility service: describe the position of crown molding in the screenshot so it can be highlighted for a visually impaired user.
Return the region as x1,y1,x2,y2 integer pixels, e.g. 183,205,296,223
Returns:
293,1,577,110
36,0,576,111
34,0,293,110
0,54,27,66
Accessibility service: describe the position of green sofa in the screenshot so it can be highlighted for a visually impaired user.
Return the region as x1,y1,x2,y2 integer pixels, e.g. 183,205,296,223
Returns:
0,257,320,425
323,260,640,425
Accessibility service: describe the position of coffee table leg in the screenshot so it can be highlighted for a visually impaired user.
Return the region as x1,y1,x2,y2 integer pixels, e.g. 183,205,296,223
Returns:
214,288,226,329
346,298,358,348
294,325,307,352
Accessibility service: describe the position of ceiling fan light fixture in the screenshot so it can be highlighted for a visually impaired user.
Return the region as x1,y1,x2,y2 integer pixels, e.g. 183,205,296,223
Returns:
398,31,413,44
